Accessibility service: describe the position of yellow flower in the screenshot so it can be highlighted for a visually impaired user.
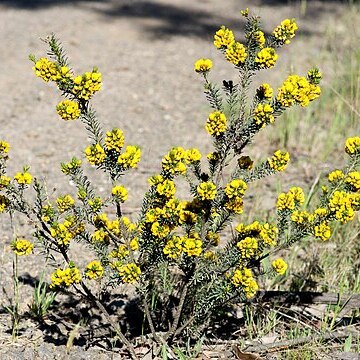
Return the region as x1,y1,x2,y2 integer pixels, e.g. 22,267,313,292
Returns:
231,267,258,298
0,140,10,153
272,258,288,275
14,171,32,185
214,26,235,49
314,222,331,241
85,260,104,280
32,57,61,82
345,171,360,191
345,136,360,156
105,128,125,152
237,237,258,258
112,185,128,202
163,235,184,259
205,111,227,136
162,147,187,175
226,41,247,66
268,150,290,172
118,145,141,169
85,144,106,165
72,69,102,100
50,223,74,246
118,263,141,284
185,148,202,163
183,233,202,256
194,58,213,73
255,47,278,69
11,239,34,256
273,18,298,44
276,192,295,210
50,266,81,289
56,194,75,212
254,103,274,127
253,30,265,48
56,100,80,121
328,170,344,183
224,196,244,214
260,223,278,246
197,181,217,201
277,74,321,108
225,179,247,198
257,83,273,100
156,179,176,198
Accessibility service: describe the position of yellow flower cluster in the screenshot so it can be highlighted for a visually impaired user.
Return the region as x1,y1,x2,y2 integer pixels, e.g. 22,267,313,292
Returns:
33,57,66,82
272,258,288,275
163,233,203,259
156,179,176,198
236,221,278,247
88,196,102,211
118,145,141,169
205,111,227,136
117,263,141,284
253,30,265,48
0,175,10,188
255,47,278,69
231,267,259,298
194,58,213,73
291,210,314,224
257,83,273,100
56,100,80,121
328,169,344,183
328,190,359,223
345,171,360,191
11,239,34,256
225,179,247,198
254,103,275,127
268,150,290,172
50,266,82,289
50,217,83,246
276,187,305,211
214,26,235,49
85,260,104,280
56,194,75,212
85,144,106,165
105,128,125,152
197,181,217,201
72,69,102,100
14,171,32,185
277,74,321,107
224,179,248,214
273,18,298,45
0,140,10,153
162,147,187,175
186,148,202,163
345,136,360,156
111,185,128,202
314,222,331,241
237,236,258,258
226,42,247,66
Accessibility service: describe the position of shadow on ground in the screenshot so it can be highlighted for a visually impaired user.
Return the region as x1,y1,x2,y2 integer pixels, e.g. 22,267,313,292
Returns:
0,0,341,39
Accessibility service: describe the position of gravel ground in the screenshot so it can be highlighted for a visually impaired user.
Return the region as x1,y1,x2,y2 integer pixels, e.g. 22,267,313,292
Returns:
0,0,355,358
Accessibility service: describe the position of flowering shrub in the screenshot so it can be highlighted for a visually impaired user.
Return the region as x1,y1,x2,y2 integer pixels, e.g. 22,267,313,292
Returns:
0,10,359,358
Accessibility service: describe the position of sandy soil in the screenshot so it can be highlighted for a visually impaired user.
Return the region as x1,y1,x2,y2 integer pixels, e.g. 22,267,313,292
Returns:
0,0,356,358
